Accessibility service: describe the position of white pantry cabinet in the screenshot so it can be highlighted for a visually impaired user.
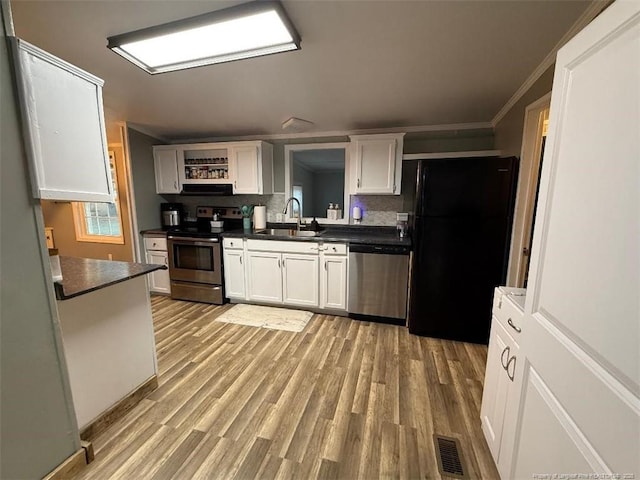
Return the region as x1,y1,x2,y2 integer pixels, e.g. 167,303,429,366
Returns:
222,238,245,299
499,2,640,478
143,234,170,294
228,142,273,195
153,147,181,194
350,133,404,195
11,39,113,202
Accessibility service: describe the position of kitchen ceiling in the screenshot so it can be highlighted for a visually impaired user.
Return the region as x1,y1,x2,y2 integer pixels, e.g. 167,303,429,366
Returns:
11,0,592,141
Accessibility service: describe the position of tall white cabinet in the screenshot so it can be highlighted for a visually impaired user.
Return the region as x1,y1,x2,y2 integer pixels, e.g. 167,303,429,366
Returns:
493,2,640,477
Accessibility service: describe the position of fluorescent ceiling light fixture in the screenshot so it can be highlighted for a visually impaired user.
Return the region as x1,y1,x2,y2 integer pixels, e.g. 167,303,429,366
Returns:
107,1,301,74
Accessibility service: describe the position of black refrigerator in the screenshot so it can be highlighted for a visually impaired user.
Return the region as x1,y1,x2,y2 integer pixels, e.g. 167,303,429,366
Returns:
408,157,518,344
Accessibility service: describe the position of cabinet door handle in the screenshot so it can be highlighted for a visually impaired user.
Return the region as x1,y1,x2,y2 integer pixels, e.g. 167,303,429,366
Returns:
501,346,510,369
507,318,522,333
506,355,517,381
239,256,242,265
164,257,168,266
278,259,281,269
324,260,327,271
174,181,177,190
357,178,361,188
234,181,237,189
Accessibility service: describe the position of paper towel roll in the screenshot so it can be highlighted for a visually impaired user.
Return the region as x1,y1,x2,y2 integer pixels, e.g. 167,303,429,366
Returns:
253,205,267,230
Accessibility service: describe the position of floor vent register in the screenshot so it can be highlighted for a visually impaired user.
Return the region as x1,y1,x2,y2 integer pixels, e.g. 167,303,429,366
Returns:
434,434,468,478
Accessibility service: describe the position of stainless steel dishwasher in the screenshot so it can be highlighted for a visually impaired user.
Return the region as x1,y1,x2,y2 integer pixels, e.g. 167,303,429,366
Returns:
348,244,411,320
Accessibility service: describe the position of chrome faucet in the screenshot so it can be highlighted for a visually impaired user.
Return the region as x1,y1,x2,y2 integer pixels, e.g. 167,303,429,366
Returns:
283,197,302,230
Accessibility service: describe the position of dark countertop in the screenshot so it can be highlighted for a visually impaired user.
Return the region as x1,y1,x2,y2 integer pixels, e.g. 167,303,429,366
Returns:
140,228,167,236
54,256,166,301
222,225,412,247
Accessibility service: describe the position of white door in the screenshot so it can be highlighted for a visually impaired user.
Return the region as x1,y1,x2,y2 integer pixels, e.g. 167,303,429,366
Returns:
320,255,347,310
230,145,260,194
512,2,640,478
145,251,170,294
154,149,180,194
247,252,282,303
282,254,319,307
355,138,397,194
223,250,245,299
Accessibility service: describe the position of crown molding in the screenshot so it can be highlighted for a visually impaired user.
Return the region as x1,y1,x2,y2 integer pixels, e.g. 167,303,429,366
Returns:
125,123,170,143
491,0,612,127
168,121,493,144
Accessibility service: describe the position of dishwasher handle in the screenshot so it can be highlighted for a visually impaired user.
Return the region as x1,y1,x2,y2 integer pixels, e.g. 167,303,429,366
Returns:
349,244,411,255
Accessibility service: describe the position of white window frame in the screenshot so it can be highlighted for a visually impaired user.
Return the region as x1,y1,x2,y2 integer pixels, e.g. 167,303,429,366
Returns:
72,150,124,244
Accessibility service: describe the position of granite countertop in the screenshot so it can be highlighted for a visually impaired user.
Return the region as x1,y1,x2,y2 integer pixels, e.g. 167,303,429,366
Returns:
54,256,166,301
223,225,412,247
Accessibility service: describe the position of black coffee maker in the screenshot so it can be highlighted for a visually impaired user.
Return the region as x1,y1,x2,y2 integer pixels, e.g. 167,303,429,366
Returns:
161,203,183,229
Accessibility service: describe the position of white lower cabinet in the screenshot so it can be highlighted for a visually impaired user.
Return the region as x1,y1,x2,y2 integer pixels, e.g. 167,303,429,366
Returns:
320,254,348,310
143,235,170,294
282,254,319,307
480,290,523,478
247,252,283,303
223,249,245,299
224,238,347,310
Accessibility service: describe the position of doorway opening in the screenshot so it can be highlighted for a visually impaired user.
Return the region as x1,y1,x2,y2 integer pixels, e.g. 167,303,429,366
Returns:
507,93,551,287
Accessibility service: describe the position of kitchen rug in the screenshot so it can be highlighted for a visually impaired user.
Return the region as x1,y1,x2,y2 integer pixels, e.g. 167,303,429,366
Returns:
215,304,313,332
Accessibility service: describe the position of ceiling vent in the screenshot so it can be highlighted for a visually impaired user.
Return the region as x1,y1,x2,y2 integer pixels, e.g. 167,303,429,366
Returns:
281,117,314,132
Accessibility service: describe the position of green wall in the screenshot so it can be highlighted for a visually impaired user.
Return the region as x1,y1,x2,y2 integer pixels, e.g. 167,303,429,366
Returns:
494,65,555,156
1,7,80,478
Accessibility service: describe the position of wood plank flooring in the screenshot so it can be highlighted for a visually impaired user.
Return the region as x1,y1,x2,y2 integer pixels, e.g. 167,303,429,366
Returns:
74,296,498,479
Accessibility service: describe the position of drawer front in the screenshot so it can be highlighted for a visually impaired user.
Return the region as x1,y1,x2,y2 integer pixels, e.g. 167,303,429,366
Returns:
321,243,347,255
223,237,243,250
246,239,320,254
494,295,524,340
144,236,167,251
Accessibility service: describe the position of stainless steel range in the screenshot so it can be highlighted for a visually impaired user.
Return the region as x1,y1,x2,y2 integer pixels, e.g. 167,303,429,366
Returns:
167,206,243,304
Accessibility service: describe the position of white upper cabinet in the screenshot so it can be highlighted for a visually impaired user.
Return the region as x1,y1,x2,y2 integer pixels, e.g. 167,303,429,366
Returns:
350,133,404,195
153,147,180,194
11,39,112,202
228,141,273,195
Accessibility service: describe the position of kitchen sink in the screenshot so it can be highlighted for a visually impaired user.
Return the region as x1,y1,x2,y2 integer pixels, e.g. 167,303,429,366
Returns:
256,228,321,237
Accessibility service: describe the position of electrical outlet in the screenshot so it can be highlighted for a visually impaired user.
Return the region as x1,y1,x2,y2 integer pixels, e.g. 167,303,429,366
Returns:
108,253,113,261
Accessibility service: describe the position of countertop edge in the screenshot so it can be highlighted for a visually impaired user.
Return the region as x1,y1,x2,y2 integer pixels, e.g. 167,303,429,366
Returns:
55,257,167,301
221,230,412,247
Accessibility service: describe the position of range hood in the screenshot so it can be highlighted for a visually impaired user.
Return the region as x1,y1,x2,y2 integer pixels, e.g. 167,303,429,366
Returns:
181,184,233,196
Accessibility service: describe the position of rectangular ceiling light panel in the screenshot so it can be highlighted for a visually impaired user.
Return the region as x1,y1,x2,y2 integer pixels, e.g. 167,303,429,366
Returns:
107,1,300,74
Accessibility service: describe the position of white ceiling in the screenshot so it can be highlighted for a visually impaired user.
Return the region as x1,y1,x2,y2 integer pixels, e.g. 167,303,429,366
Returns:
11,0,592,141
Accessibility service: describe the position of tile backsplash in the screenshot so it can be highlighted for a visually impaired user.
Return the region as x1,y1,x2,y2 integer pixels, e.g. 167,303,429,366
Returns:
164,193,405,226
162,194,286,221
349,195,405,226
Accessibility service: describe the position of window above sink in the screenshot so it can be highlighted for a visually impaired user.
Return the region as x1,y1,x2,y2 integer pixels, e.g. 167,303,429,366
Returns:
284,142,351,225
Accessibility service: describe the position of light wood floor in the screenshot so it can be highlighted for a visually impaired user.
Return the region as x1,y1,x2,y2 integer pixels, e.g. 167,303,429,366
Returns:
74,296,498,479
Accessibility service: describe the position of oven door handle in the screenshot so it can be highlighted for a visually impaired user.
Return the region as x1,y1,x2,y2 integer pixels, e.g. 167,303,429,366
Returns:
168,237,220,246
